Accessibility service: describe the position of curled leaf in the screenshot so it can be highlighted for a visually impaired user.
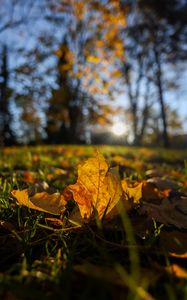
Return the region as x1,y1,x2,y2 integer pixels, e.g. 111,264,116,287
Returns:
169,252,187,259
121,180,143,204
11,189,66,215
166,264,187,279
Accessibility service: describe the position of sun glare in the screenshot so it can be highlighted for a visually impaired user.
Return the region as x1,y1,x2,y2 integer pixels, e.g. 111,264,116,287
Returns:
111,122,126,136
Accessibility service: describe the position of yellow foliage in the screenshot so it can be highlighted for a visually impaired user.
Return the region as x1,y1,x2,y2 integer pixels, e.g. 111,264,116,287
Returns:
11,189,66,215
73,1,85,21
112,69,122,78
60,64,72,72
96,40,105,48
87,55,100,64
105,28,118,42
55,48,63,57
121,180,143,204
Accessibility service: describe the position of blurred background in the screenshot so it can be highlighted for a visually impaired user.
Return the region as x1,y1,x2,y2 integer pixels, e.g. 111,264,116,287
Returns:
0,0,187,148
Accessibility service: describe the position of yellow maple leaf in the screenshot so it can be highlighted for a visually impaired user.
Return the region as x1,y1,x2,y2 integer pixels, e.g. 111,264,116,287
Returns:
11,189,66,215
121,180,143,204
69,152,122,219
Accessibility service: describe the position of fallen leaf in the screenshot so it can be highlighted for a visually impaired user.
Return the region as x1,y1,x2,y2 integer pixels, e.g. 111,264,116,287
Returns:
179,196,187,214
147,177,180,190
47,167,67,180
142,182,171,202
32,154,40,163
69,152,122,219
139,197,187,229
23,171,36,183
121,180,143,204
169,252,187,259
60,160,71,169
68,205,84,226
142,182,160,202
166,264,187,279
11,189,66,215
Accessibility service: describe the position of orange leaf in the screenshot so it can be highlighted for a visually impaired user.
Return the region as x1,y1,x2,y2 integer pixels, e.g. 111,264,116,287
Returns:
69,152,122,219
169,252,187,259
11,189,66,215
23,171,36,183
166,264,187,279
121,180,143,204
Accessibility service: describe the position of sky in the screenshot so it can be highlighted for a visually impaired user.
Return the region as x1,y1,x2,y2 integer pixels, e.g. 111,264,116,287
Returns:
0,0,187,142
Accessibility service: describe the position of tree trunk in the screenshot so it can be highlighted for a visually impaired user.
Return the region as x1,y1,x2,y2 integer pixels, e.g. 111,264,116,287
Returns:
0,45,13,146
138,79,150,145
123,63,140,145
154,47,170,148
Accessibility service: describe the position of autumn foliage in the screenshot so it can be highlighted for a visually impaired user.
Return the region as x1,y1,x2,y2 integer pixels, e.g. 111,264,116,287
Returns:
11,151,187,229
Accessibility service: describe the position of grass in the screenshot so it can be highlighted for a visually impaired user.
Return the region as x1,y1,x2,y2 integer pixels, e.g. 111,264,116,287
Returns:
0,145,187,300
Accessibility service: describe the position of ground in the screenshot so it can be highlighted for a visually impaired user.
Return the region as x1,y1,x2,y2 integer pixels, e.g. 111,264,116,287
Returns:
0,145,187,300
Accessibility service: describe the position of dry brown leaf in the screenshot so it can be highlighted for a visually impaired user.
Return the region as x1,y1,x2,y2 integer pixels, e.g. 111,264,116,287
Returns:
139,197,187,229
69,152,122,219
142,182,171,202
147,177,180,190
68,205,84,226
142,182,160,201
11,189,66,215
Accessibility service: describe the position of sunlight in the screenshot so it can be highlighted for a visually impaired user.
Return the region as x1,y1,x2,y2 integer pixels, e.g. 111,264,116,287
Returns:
111,122,126,136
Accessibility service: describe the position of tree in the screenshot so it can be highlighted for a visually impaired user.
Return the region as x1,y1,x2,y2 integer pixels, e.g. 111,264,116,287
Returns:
119,0,187,147
14,45,53,144
46,37,85,143
45,0,126,144
0,45,15,146
0,0,51,144
0,0,127,144
120,56,152,146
